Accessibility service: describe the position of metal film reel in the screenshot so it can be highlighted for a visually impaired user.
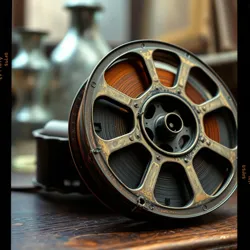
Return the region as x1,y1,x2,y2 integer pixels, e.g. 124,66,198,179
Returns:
69,40,237,220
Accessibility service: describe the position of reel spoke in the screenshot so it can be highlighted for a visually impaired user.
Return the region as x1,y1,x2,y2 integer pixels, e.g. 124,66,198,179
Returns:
97,131,138,159
174,57,193,90
203,137,237,167
138,49,159,85
136,161,161,201
184,164,210,205
96,76,134,108
197,94,228,115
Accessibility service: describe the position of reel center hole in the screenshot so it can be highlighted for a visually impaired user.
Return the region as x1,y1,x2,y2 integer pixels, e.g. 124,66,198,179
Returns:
165,113,183,133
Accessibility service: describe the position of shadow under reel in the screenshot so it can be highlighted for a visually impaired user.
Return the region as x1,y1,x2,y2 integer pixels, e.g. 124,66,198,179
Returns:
38,40,238,220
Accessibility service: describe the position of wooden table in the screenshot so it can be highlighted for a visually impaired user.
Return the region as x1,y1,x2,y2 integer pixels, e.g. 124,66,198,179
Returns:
11,188,237,250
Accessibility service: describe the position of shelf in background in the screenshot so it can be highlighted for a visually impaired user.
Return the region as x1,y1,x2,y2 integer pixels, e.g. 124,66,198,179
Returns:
197,50,237,100
198,50,237,66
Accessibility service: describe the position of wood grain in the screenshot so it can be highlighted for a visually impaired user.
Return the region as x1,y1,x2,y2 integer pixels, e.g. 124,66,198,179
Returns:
11,190,237,250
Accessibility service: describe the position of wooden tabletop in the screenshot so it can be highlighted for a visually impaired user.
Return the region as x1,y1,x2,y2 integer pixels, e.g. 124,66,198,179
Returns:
11,189,237,250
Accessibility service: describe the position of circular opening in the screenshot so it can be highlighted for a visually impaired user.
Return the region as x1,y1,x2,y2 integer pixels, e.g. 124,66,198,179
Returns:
145,127,154,140
138,196,145,205
165,113,183,133
140,93,199,156
145,104,156,119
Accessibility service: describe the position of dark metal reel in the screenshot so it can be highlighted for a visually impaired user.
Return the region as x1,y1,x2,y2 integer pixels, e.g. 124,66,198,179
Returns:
69,40,237,220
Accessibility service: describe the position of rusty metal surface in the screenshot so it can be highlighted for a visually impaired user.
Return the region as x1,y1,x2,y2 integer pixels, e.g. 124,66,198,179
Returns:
69,40,237,220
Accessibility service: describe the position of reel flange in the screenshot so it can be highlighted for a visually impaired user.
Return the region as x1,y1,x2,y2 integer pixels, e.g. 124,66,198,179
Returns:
69,40,237,220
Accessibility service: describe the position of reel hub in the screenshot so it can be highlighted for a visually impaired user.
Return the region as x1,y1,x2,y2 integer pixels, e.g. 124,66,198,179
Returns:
140,93,199,156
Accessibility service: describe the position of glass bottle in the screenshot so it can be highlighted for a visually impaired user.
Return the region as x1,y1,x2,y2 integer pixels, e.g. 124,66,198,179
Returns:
12,28,52,173
49,0,111,120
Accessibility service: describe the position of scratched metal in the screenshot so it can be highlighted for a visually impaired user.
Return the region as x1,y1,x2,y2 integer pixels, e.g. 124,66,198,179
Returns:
68,40,237,220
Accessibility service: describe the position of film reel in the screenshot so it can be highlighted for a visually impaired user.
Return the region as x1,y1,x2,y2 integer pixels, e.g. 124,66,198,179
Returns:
68,40,237,220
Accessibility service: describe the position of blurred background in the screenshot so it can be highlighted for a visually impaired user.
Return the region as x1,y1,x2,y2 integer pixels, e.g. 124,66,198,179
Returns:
11,0,237,175
12,0,237,96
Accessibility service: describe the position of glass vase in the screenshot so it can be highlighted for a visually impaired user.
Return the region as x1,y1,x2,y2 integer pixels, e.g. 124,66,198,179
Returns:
12,28,52,173
49,0,111,120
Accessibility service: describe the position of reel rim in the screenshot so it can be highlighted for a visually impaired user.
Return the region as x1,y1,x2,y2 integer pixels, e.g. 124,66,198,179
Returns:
69,39,237,219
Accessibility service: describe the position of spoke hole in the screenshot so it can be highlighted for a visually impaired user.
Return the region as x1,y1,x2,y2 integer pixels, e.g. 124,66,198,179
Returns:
161,101,175,113
179,135,190,149
109,144,151,189
204,107,237,148
104,52,151,98
193,148,232,196
145,104,156,119
145,127,154,141
153,49,180,88
154,162,193,207
93,98,134,140
185,67,219,104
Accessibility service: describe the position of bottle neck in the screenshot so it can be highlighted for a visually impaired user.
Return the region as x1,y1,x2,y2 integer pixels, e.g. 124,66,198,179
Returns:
18,33,46,55
69,8,98,36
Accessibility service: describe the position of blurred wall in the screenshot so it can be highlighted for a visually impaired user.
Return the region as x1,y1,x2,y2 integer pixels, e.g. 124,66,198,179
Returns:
141,0,190,38
25,0,68,43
